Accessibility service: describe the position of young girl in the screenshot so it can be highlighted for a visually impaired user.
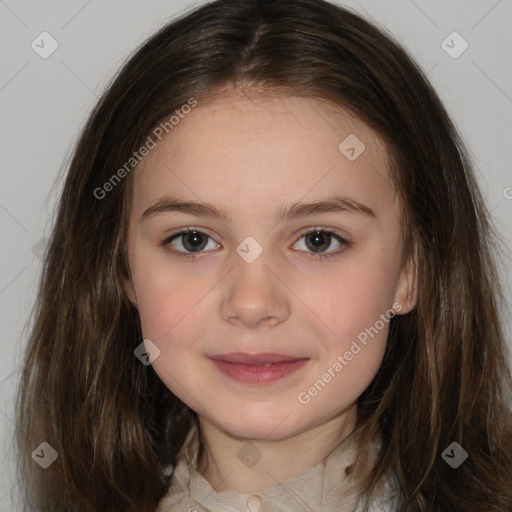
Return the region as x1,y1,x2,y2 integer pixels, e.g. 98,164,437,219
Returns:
15,0,512,511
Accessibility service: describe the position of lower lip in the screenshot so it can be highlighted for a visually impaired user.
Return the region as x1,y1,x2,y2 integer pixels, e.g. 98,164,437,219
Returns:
209,358,309,384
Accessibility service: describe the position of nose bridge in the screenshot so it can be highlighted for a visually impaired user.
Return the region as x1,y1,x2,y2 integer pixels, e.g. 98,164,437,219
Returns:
221,243,290,328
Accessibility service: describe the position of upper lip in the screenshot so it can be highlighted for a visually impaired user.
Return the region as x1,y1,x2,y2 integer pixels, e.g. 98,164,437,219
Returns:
209,352,308,365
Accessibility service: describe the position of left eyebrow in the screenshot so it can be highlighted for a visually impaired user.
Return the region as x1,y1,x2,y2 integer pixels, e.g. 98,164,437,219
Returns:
140,194,375,223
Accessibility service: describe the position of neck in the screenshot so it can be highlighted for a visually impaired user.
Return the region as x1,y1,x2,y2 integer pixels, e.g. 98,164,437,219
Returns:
196,403,358,494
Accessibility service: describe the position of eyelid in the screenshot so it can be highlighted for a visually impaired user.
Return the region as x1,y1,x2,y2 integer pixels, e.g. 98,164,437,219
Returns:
296,225,353,243
164,225,216,239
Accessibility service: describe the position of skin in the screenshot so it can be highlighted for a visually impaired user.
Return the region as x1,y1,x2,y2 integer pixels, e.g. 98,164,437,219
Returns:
123,90,417,494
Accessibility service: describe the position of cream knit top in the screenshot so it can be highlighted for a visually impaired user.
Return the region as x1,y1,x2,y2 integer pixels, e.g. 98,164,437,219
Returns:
156,422,401,512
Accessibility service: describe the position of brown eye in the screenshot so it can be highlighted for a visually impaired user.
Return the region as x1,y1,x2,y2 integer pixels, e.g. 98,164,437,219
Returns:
163,228,219,259
162,227,351,261
178,231,208,252
304,231,332,253
293,228,351,259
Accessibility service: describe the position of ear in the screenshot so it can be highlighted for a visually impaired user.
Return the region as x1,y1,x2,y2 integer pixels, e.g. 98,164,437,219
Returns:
392,249,417,315
122,276,138,309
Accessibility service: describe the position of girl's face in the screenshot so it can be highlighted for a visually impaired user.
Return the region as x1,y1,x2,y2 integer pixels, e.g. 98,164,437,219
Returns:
124,92,416,440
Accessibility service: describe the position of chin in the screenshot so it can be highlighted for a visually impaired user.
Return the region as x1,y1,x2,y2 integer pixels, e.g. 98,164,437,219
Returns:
209,408,306,441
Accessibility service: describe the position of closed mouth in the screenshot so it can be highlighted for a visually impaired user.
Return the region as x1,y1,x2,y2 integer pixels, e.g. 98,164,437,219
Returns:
208,352,308,365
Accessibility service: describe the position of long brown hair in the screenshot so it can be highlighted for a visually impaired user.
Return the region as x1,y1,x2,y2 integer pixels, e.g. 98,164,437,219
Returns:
15,0,512,510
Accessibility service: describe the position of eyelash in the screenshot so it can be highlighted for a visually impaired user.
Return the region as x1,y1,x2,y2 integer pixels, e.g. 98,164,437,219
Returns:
161,226,352,261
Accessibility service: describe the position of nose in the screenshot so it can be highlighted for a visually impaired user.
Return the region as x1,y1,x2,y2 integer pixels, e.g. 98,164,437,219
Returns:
220,254,291,329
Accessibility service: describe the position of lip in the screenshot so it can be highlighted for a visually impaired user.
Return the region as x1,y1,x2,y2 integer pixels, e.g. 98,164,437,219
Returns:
210,352,306,364
208,353,310,384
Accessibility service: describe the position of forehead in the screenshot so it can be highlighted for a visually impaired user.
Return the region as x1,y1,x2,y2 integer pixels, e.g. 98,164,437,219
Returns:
131,92,396,220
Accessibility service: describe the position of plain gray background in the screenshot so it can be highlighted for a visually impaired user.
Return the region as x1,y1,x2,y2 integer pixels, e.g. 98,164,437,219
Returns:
1,0,511,509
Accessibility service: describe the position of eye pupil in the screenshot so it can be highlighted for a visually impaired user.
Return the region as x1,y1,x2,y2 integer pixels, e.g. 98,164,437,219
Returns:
306,231,330,252
183,231,207,251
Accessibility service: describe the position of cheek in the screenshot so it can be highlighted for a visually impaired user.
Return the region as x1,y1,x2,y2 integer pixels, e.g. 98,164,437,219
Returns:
134,270,208,396
299,339,386,416
136,280,204,341
129,244,206,339
307,256,400,343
